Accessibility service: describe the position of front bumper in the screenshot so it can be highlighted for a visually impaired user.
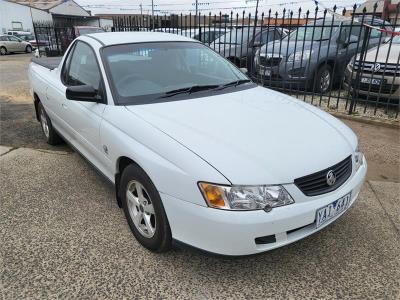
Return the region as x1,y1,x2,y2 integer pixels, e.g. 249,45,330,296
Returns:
162,161,367,256
344,65,400,100
254,55,316,86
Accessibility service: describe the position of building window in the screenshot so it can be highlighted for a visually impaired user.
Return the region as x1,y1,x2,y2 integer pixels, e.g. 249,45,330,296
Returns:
11,22,23,30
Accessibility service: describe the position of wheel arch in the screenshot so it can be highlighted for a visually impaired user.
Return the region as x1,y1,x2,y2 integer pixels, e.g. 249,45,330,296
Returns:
115,156,149,208
33,92,41,121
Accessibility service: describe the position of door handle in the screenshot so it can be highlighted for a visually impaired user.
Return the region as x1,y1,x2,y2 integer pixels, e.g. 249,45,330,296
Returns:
62,103,68,109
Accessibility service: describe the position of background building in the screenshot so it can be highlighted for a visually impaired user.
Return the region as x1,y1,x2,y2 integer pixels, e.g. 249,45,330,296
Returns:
0,0,100,34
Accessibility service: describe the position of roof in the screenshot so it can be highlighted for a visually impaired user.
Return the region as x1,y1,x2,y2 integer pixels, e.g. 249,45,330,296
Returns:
355,0,385,13
5,0,64,10
86,32,196,46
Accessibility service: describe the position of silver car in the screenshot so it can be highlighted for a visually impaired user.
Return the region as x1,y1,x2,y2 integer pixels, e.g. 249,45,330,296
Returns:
0,35,33,55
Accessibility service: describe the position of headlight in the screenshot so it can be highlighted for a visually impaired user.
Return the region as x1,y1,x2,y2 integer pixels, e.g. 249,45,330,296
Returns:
348,56,356,68
198,182,294,211
354,147,364,172
287,50,312,62
254,48,261,64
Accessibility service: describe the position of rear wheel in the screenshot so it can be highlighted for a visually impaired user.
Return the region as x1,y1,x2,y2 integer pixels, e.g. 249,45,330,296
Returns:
38,102,62,145
26,45,32,53
120,164,172,252
0,47,7,55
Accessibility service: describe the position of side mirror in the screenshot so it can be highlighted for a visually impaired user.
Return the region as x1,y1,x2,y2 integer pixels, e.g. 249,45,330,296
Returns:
66,85,101,102
341,35,358,47
240,67,248,75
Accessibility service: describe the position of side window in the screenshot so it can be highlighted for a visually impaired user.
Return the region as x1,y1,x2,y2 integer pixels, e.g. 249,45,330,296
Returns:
370,28,385,39
9,36,19,42
66,42,101,90
340,24,363,41
61,43,75,84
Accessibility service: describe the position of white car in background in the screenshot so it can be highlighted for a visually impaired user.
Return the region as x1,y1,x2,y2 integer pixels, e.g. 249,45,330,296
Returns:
0,34,33,55
29,32,366,256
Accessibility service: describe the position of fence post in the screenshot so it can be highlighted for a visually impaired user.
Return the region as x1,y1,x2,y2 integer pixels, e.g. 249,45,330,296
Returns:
32,22,40,56
349,25,370,115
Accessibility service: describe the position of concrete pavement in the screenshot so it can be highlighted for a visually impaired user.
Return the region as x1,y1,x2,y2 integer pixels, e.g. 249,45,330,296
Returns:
1,147,399,299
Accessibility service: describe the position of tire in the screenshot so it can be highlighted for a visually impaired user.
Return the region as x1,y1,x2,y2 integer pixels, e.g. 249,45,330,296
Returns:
38,102,62,145
120,164,172,252
0,47,7,55
314,64,332,94
26,45,32,53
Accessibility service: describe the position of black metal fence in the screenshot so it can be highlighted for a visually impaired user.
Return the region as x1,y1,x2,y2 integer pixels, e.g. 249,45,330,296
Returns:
34,2,400,119
32,21,76,56
112,3,400,119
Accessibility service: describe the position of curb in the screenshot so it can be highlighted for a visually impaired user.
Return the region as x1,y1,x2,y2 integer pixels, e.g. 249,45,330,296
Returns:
329,111,400,129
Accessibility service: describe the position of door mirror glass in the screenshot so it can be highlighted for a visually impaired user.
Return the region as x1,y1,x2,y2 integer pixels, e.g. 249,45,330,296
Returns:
66,85,100,102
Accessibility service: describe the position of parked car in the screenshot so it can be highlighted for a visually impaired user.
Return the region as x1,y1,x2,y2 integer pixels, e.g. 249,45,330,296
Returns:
344,34,400,100
152,28,228,44
254,17,392,93
0,34,32,55
7,30,31,36
29,32,366,256
180,28,229,44
210,26,286,69
11,33,48,49
74,26,105,36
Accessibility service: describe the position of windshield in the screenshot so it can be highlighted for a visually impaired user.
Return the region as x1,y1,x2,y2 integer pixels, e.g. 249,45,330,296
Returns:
213,28,252,44
392,35,400,44
289,23,338,41
103,42,250,104
16,34,34,41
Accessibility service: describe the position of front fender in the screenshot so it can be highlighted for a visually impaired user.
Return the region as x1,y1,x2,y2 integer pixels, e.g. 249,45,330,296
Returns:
100,106,230,207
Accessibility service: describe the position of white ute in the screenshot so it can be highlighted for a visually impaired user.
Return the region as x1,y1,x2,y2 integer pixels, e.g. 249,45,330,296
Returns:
29,32,367,256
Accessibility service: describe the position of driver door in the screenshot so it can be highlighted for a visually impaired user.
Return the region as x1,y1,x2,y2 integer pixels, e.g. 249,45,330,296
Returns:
61,41,108,171
5,36,18,51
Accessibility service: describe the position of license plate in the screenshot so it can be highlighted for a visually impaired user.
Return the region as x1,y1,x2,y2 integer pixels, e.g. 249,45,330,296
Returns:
259,67,271,76
361,77,381,85
316,192,352,228
263,69,271,76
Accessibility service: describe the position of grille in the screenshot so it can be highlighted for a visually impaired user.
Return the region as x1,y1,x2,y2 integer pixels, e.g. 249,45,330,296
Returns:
351,80,399,94
353,61,400,76
260,56,282,67
294,156,352,196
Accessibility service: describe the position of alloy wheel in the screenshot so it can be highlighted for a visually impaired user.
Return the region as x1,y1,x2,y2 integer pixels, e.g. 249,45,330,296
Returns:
0,48,6,55
320,69,331,93
40,108,50,138
126,180,156,238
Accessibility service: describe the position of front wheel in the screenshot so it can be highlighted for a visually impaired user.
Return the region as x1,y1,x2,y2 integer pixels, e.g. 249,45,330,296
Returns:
120,164,172,252
26,45,32,53
314,65,332,93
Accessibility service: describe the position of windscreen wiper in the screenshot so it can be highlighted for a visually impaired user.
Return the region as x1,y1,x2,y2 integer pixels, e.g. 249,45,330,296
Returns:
216,79,252,90
160,84,219,98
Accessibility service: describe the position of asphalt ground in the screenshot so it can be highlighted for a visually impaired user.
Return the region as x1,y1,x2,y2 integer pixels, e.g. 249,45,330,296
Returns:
1,53,399,299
